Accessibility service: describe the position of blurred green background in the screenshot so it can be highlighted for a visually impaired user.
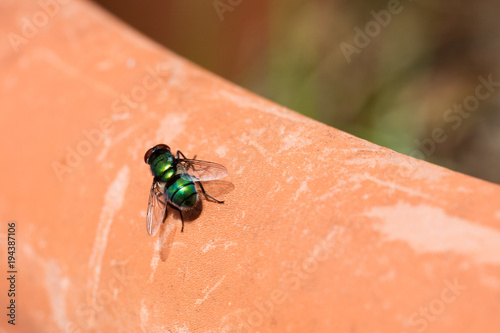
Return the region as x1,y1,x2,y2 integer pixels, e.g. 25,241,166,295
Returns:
93,0,500,184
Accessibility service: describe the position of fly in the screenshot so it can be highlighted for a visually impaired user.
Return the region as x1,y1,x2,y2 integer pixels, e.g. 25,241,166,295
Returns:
144,144,227,235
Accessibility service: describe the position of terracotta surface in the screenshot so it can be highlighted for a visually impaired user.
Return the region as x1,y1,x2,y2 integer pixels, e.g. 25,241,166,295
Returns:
1,0,500,332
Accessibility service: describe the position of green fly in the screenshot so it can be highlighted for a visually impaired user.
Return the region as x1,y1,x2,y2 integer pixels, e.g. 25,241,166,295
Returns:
144,144,227,235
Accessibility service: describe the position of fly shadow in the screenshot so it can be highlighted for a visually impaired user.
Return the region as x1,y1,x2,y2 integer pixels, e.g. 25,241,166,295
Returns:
158,179,235,262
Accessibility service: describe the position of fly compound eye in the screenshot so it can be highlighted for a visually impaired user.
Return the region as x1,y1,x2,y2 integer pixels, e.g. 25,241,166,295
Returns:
144,147,155,164
155,144,170,151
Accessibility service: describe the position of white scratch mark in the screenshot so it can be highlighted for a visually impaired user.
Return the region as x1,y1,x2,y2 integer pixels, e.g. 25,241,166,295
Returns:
202,239,217,253
345,153,447,182
216,145,227,158
480,274,500,290
224,242,237,250
195,275,226,307
88,166,130,303
156,112,188,143
351,173,433,200
45,260,69,332
238,131,267,156
155,58,183,88
293,181,309,201
140,299,149,332
110,112,131,121
148,237,162,283
96,59,113,71
368,202,500,265
219,89,313,125
126,58,137,68
173,241,188,248
277,130,313,154
34,48,118,97
97,121,145,162
201,239,237,253
174,324,191,333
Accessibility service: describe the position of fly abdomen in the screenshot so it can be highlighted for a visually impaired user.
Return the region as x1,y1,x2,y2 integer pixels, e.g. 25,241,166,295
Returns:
167,174,198,209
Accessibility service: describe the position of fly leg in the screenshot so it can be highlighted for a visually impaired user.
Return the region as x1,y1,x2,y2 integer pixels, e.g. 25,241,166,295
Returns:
198,182,224,204
176,150,196,160
168,203,185,232
176,150,187,159
179,210,185,232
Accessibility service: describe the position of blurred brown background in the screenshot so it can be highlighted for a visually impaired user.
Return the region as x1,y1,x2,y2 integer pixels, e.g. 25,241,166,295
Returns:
93,0,500,184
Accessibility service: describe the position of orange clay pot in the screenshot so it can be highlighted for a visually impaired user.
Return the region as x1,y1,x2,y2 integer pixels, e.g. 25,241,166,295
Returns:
0,0,499,332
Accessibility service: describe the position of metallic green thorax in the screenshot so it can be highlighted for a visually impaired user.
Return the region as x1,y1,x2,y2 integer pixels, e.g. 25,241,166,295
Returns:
149,151,198,208
150,152,175,182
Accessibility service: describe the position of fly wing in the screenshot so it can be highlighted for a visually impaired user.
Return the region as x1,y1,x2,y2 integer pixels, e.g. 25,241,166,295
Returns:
177,159,228,182
146,180,167,236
